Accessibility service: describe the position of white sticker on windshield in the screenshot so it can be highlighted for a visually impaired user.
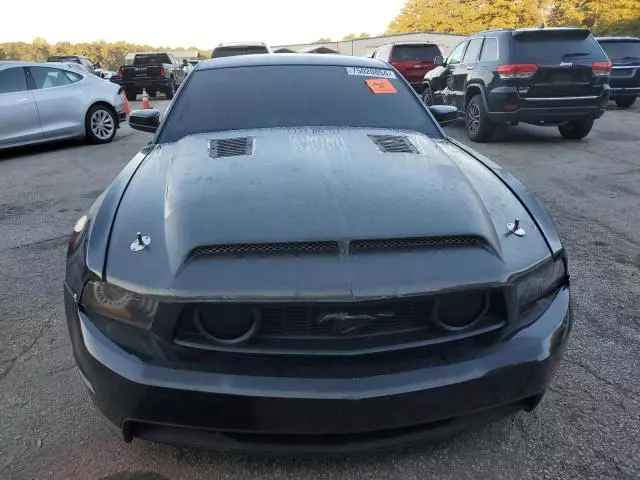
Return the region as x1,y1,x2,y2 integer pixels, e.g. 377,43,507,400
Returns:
346,67,397,79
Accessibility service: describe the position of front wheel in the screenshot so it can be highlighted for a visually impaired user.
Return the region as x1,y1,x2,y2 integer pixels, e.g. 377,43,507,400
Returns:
615,97,636,108
85,105,117,144
558,118,594,140
422,84,433,106
148,89,157,98
465,94,494,142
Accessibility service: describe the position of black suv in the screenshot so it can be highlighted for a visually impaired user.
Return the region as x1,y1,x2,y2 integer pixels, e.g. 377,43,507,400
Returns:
597,37,640,108
423,27,611,142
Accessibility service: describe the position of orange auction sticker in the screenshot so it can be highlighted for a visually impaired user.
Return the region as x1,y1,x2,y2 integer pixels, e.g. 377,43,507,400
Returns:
365,78,398,94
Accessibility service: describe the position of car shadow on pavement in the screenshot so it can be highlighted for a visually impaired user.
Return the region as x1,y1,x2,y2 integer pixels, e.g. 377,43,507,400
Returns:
444,121,567,145
0,133,133,161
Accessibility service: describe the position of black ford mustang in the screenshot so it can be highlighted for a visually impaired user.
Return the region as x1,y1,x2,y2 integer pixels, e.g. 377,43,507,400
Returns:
64,54,572,454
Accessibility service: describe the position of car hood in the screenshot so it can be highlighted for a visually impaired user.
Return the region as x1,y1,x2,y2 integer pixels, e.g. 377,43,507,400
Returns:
105,128,552,300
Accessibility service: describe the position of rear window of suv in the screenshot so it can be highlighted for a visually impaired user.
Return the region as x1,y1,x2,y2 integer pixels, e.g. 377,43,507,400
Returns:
512,30,607,63
134,54,171,65
212,46,269,58
598,40,640,62
391,45,441,62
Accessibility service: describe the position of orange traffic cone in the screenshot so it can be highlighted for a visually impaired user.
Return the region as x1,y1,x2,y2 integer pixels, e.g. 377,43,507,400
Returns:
121,90,131,115
142,88,152,109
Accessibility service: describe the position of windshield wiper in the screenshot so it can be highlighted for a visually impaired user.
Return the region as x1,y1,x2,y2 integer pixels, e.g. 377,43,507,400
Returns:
562,52,591,58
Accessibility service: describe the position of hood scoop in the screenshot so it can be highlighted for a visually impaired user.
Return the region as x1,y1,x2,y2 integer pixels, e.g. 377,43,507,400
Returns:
350,236,485,253
188,236,488,261
369,134,419,154
209,137,254,158
189,240,340,259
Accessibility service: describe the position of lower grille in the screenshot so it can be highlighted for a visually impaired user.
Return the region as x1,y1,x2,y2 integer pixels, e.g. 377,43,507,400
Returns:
174,292,506,356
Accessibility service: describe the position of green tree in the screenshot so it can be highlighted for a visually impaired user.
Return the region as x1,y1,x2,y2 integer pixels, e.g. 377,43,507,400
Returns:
547,0,640,36
313,37,332,43
0,38,205,69
387,0,477,34
387,0,639,36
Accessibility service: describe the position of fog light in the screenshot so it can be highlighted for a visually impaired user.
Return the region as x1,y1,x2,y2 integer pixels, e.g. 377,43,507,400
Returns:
432,292,489,331
195,305,260,344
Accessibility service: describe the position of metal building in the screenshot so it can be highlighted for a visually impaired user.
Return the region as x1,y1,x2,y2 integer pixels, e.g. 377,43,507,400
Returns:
273,32,466,57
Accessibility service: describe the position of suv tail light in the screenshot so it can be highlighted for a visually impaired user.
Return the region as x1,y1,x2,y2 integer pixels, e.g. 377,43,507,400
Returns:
592,61,612,77
159,66,165,76
497,64,538,79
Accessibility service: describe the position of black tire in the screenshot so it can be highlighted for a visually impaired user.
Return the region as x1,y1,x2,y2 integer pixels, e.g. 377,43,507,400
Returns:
85,105,117,145
165,78,175,100
422,84,434,106
465,94,495,142
558,118,594,140
125,89,137,101
615,96,636,108
148,89,157,98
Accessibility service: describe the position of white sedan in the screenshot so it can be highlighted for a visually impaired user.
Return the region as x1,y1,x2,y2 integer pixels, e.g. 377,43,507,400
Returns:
0,61,126,150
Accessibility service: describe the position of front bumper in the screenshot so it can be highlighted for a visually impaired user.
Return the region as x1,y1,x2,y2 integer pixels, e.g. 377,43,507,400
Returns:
113,95,126,126
65,287,572,454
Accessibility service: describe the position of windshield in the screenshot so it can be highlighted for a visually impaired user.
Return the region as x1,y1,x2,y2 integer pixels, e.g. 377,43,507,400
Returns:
391,45,440,62
158,65,438,143
212,46,269,58
599,40,640,61
134,54,171,65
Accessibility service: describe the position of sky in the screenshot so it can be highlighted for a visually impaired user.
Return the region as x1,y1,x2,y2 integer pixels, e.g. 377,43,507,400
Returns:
1,0,408,48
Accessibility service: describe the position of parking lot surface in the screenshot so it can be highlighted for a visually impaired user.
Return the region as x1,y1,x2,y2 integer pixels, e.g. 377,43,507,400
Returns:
1,100,639,480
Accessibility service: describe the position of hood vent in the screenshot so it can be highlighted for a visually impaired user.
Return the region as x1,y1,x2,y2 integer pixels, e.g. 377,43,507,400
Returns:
350,236,483,253
369,134,419,154
209,137,254,158
189,236,485,260
190,240,340,259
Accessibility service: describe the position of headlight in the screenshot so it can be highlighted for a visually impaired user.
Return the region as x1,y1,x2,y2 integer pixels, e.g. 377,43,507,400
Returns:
516,257,567,310
80,280,158,328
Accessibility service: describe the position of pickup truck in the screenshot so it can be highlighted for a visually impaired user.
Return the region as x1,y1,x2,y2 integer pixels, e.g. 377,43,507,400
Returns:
47,55,101,76
117,52,187,100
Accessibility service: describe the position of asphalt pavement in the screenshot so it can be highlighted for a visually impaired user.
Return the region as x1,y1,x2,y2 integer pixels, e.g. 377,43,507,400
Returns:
1,100,639,480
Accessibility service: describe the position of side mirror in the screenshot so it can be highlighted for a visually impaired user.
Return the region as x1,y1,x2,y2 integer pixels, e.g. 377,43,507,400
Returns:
430,105,458,126
129,109,161,133
183,59,189,66
434,56,444,66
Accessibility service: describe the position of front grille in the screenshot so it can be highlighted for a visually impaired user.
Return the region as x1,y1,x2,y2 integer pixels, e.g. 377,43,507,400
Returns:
189,241,339,259
259,301,430,338
369,134,419,154
209,137,253,158
350,236,483,253
174,292,506,355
